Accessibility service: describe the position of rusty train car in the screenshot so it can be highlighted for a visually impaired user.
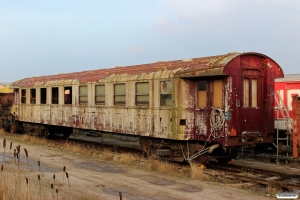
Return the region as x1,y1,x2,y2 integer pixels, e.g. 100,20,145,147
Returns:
0,85,14,131
275,74,300,131
9,52,283,162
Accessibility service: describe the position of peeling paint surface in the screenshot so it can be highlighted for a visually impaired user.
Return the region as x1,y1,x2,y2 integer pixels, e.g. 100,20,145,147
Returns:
11,52,284,147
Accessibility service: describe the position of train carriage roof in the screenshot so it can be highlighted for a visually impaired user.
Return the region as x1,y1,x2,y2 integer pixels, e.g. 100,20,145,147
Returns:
275,74,300,82
11,52,282,87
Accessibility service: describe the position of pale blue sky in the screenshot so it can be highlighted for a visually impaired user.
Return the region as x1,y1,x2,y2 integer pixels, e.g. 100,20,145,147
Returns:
0,0,299,82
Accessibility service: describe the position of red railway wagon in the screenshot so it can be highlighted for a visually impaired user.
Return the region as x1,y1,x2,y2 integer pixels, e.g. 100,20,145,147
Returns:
10,52,283,163
275,74,300,131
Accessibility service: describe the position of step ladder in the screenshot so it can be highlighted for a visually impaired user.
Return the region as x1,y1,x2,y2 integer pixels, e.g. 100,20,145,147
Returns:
274,90,293,135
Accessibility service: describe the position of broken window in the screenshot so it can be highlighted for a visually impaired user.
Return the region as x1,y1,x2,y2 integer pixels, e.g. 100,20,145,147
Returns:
160,81,172,106
40,88,47,104
52,87,59,104
95,85,105,105
197,81,207,107
136,82,149,106
30,88,36,104
114,83,126,106
64,86,72,104
79,86,88,105
21,89,26,104
213,80,223,108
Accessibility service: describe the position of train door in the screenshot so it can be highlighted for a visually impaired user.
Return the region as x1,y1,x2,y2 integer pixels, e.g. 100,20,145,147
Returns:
240,70,263,135
195,79,224,137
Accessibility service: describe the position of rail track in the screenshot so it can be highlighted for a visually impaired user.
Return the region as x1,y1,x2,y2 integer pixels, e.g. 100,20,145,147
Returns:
205,160,300,191
67,132,300,191
4,130,300,194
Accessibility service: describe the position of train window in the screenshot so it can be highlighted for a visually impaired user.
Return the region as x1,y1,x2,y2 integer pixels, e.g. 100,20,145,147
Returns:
160,81,172,106
114,83,126,106
95,85,105,105
213,80,223,108
40,88,46,104
79,86,88,105
252,79,257,107
30,89,36,104
243,78,258,108
21,89,26,104
52,87,59,104
243,79,250,107
64,87,72,104
136,82,149,106
243,79,251,107
197,81,207,107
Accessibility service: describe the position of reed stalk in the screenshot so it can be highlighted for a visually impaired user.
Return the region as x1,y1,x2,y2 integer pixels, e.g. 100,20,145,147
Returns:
38,158,40,172
56,186,58,200
10,141,12,153
24,148,29,165
38,172,42,200
66,171,70,188
50,181,54,200
26,177,29,200
3,138,6,165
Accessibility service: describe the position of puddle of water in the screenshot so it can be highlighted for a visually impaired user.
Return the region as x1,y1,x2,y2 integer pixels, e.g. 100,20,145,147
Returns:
181,186,202,193
0,152,61,173
74,161,127,174
103,188,165,200
135,175,176,186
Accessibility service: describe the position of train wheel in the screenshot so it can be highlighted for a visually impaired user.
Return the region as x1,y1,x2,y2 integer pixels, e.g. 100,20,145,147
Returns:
10,121,17,133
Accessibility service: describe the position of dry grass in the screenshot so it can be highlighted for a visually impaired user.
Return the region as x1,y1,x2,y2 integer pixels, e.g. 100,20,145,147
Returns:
0,131,283,198
0,132,100,200
189,162,212,181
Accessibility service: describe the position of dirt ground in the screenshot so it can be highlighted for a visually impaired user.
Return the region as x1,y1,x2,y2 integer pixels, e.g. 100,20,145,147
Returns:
0,132,272,200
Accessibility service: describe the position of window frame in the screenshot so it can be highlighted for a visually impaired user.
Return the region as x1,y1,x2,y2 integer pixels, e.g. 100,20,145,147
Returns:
114,83,126,106
52,87,59,104
197,81,207,108
160,80,172,106
21,89,26,104
64,86,72,105
95,84,105,105
40,88,47,104
79,86,88,105
30,88,36,104
135,82,149,106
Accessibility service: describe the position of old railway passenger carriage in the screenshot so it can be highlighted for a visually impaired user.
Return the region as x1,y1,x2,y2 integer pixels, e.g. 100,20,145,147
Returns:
10,52,283,162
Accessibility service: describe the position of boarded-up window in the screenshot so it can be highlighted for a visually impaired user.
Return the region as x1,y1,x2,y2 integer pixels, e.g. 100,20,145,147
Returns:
197,81,207,107
64,87,72,104
40,88,46,104
95,85,105,105
136,82,149,106
114,83,126,106
243,79,250,107
30,89,36,104
252,79,257,107
160,81,172,106
79,86,88,105
213,80,223,108
52,87,59,104
21,89,26,104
